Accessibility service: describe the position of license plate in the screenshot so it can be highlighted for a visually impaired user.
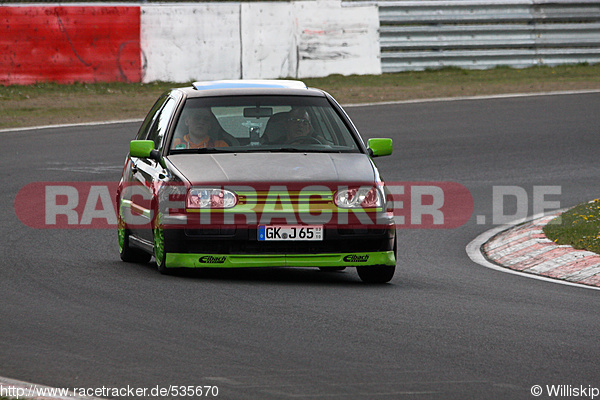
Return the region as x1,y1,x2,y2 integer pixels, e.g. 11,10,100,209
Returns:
258,225,323,241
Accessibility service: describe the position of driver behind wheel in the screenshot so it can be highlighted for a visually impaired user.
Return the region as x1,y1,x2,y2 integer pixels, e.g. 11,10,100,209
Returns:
284,108,324,144
287,108,312,140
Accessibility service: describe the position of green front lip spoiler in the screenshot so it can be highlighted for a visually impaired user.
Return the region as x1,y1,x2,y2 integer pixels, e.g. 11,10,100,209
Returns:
165,251,396,269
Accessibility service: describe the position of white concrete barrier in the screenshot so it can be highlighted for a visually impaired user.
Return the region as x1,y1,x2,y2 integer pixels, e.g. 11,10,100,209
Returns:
141,3,241,83
294,1,381,78
141,0,380,83
241,2,297,79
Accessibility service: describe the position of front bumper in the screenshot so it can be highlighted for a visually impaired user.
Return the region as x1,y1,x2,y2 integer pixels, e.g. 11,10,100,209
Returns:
161,224,396,269
165,250,396,269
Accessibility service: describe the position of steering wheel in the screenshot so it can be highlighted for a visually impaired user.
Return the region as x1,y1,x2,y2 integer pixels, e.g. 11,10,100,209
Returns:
288,136,323,145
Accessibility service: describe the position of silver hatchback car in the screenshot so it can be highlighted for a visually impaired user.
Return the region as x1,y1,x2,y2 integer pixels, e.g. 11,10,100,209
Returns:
116,80,396,283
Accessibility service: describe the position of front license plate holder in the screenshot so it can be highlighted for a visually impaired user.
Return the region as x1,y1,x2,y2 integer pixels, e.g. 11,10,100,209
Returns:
258,225,323,241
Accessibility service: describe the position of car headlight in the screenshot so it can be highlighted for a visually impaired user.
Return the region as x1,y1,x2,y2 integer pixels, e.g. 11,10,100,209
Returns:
186,188,237,209
334,187,382,209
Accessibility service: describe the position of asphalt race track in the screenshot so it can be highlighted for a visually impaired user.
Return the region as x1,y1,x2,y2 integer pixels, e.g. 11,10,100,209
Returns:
2,92,600,399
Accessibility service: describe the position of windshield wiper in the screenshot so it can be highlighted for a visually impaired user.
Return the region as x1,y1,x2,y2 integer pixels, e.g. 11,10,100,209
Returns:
269,147,351,153
169,148,237,154
195,147,238,153
210,146,307,153
268,147,306,152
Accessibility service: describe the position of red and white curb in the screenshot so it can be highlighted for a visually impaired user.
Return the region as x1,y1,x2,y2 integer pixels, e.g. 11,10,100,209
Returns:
467,211,600,291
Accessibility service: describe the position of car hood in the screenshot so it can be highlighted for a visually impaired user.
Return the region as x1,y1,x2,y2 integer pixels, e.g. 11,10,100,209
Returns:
167,153,376,184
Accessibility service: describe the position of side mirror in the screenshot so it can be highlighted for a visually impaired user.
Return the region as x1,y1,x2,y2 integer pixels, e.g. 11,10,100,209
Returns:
367,138,393,157
130,140,154,158
130,140,165,169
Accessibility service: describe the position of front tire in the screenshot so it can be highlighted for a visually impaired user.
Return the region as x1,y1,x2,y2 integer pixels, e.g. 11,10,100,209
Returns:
357,235,397,283
153,212,170,274
357,265,395,283
119,217,151,264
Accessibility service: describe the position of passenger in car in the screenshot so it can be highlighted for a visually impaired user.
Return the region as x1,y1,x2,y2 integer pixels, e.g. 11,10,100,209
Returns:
172,107,229,149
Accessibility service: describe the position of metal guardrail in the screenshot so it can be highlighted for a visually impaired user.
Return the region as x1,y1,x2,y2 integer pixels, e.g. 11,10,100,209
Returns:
374,0,600,71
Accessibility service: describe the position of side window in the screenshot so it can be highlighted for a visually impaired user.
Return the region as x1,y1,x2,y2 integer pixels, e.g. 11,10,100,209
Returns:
307,107,336,144
135,94,169,141
147,98,177,152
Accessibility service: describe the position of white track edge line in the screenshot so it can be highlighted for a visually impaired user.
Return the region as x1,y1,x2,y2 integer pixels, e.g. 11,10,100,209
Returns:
344,89,600,108
0,376,104,400
2,89,600,133
0,119,143,134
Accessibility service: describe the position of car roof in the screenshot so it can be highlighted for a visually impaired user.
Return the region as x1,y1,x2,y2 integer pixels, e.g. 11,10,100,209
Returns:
174,79,327,99
193,80,308,90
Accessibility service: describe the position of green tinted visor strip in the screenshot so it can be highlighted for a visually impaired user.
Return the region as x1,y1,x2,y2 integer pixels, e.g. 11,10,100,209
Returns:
165,251,396,269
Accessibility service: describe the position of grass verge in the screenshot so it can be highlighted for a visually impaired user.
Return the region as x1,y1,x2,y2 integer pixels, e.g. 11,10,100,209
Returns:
1,64,600,129
543,200,600,255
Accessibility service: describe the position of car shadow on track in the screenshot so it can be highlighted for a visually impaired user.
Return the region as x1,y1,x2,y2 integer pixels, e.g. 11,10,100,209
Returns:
115,259,398,287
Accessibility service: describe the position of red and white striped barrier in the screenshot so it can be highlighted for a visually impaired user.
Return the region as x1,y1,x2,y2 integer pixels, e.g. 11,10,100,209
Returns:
0,5,141,85
0,2,380,85
483,213,600,287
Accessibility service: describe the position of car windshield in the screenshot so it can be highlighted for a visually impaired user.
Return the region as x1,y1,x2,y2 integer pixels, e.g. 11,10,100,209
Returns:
168,95,362,154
